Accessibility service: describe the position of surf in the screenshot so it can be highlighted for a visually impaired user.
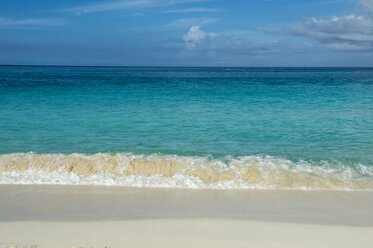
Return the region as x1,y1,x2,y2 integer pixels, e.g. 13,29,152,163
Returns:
1,152,372,190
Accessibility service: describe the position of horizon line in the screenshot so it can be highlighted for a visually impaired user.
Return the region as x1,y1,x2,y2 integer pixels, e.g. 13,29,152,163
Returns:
1,64,373,69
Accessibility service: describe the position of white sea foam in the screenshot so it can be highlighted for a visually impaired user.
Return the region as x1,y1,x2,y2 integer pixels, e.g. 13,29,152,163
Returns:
0,152,372,190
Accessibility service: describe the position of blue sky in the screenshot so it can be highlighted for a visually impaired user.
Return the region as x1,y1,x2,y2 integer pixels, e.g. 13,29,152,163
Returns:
0,0,373,66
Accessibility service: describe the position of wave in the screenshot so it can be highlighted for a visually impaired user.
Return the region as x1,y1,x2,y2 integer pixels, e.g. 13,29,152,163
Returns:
0,152,372,190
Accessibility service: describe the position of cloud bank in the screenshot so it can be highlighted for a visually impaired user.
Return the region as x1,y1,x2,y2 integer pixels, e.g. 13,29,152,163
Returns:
292,0,373,51
359,0,373,14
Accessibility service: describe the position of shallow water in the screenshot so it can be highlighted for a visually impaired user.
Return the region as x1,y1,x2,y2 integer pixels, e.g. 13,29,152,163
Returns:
1,66,373,189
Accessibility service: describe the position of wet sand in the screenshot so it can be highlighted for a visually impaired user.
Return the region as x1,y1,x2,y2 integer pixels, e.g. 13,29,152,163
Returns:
0,185,372,247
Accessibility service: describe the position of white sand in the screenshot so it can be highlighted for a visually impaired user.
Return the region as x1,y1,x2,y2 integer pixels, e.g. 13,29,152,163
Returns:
0,185,372,248
1,220,373,248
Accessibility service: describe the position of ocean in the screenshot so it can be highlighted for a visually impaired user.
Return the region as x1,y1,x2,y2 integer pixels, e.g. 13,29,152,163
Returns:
1,66,373,190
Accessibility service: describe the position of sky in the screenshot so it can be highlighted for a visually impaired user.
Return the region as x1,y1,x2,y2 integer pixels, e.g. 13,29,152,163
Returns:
0,0,373,66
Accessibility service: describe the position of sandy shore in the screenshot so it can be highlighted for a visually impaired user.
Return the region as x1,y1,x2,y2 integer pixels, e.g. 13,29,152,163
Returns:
0,185,372,248
1,219,373,248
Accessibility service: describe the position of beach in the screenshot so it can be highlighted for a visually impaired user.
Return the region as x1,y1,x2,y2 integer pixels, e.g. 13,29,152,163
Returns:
0,185,372,248
1,0,373,245
1,67,373,247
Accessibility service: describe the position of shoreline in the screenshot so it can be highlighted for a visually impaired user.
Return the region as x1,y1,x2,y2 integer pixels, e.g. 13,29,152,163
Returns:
0,185,372,247
2,152,372,191
1,185,372,225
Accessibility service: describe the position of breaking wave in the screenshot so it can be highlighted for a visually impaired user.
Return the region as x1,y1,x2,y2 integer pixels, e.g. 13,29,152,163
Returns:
1,152,373,190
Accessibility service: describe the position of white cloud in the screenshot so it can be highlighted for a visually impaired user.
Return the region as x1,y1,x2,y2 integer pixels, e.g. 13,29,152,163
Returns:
291,1,373,51
182,25,216,49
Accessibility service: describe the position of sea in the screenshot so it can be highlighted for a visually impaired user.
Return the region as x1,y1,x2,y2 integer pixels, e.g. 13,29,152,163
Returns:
1,66,373,190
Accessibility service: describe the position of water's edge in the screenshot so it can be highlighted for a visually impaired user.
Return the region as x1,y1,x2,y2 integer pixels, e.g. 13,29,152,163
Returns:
1,152,372,191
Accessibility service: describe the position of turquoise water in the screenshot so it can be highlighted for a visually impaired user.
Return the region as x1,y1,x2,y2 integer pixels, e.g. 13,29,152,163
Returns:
1,66,373,189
